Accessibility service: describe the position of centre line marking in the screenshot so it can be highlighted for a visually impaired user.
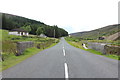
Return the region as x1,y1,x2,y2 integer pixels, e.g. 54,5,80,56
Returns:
64,63,69,79
63,48,65,56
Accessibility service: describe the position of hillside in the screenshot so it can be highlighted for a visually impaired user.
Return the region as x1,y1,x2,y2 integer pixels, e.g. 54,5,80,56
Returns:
1,13,68,38
70,24,120,40
105,32,120,41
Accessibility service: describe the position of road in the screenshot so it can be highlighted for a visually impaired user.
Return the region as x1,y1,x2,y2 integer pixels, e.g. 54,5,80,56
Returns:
2,38,118,79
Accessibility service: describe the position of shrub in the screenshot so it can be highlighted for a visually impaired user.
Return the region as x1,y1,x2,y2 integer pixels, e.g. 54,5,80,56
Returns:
0,29,8,41
2,40,17,60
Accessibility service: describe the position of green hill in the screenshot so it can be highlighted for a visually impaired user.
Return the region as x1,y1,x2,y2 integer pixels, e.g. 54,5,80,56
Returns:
1,13,68,38
70,24,120,40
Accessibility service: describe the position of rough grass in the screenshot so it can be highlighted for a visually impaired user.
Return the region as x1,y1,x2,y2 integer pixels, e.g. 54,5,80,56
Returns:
0,29,9,41
1,42,58,71
66,40,119,60
0,29,57,42
1,29,58,55
65,36,120,46
0,29,59,71
87,40,120,46
2,40,16,55
1,47,41,71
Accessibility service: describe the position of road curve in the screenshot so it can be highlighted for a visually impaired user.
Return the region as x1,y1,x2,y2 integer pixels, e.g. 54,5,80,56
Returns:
2,38,118,78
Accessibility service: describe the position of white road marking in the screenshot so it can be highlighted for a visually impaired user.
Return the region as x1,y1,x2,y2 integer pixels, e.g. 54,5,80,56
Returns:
63,48,65,56
64,63,69,79
63,46,69,79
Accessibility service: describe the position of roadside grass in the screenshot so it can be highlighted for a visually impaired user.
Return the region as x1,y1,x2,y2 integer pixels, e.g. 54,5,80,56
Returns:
45,42,58,49
66,40,119,60
0,29,8,41
0,29,59,71
65,36,120,46
0,29,56,43
1,42,58,71
87,40,120,46
2,47,41,71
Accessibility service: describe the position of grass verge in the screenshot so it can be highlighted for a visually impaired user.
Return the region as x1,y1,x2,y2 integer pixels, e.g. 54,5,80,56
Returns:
66,41,119,60
1,42,58,72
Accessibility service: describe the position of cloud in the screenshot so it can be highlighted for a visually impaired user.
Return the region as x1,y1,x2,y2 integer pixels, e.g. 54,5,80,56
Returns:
0,0,119,33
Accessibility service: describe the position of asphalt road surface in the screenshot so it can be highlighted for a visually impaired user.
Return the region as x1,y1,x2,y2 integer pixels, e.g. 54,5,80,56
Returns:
2,38,118,78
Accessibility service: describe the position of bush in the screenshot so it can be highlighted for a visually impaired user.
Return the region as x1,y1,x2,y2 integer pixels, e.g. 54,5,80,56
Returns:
0,29,8,41
2,40,17,60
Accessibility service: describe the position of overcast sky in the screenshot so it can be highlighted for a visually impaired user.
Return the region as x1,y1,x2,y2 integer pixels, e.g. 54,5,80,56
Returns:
0,0,119,33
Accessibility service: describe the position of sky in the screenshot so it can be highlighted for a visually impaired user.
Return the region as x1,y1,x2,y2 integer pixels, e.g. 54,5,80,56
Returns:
0,0,119,33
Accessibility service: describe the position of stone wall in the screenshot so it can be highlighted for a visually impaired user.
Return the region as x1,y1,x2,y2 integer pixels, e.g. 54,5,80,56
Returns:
16,41,34,56
87,42,107,54
104,45,120,55
87,42,120,55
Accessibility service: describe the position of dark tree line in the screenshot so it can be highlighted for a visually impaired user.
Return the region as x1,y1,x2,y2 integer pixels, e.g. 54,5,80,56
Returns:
2,13,68,38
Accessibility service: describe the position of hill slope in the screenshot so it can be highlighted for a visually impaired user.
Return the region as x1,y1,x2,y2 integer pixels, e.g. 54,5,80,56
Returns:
1,13,68,38
70,24,120,39
105,32,120,41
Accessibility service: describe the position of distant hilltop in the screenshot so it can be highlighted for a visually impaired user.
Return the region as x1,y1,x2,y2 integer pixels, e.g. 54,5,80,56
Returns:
70,24,120,40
